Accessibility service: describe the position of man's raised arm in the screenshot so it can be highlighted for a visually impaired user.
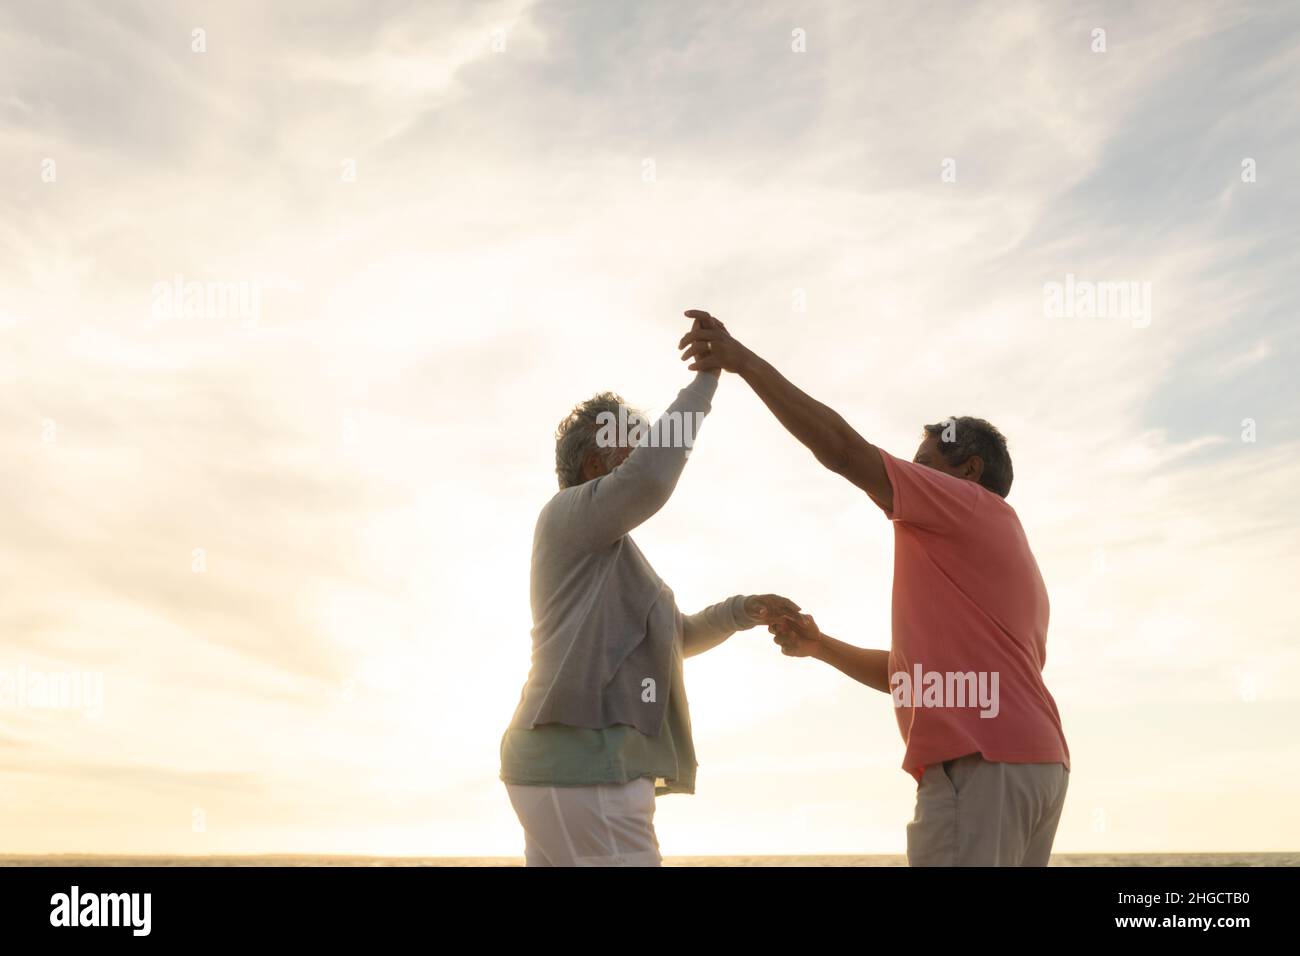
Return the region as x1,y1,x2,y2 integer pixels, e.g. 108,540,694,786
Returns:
677,310,893,512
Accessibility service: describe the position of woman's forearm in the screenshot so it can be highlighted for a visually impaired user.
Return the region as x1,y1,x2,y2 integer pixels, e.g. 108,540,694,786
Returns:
811,635,891,694
570,372,718,549
681,595,751,658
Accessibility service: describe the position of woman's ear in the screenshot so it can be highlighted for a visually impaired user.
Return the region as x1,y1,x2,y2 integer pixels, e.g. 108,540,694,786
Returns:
581,451,605,482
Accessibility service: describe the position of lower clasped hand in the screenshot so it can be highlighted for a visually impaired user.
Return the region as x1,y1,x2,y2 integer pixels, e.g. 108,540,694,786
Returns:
769,612,822,658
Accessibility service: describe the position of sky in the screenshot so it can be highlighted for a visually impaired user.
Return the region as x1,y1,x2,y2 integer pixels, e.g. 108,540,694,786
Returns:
1,0,1297,857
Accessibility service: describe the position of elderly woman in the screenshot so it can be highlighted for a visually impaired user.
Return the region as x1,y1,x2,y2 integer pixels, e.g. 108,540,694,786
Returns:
500,366,797,866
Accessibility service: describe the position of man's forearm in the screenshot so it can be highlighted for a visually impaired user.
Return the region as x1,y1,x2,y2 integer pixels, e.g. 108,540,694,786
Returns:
678,311,892,504
737,350,861,474
811,635,891,694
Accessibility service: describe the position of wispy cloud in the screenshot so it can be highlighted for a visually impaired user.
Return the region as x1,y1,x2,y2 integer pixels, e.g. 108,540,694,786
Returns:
1,0,1296,855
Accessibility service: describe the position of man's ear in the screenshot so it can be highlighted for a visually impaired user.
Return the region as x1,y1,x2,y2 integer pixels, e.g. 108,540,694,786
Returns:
962,455,984,484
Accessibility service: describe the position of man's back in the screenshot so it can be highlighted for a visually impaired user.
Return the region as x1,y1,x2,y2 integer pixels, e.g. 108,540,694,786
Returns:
877,450,1069,782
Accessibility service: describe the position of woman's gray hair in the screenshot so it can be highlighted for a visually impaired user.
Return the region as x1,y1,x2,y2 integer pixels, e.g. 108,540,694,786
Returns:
554,392,643,489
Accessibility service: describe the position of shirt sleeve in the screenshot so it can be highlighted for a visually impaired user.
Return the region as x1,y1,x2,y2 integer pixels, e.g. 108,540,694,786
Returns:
680,594,756,657
877,448,982,535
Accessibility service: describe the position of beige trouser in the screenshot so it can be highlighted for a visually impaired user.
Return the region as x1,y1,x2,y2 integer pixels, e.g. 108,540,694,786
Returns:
906,752,1070,866
505,778,662,867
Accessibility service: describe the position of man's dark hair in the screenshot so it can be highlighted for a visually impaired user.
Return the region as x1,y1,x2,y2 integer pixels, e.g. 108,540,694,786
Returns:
923,416,1014,498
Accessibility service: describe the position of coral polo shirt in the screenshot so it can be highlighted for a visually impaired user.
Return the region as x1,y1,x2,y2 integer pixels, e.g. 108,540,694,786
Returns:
877,450,1070,783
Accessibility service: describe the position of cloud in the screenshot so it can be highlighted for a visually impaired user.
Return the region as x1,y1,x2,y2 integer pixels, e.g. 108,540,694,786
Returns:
1,0,1296,855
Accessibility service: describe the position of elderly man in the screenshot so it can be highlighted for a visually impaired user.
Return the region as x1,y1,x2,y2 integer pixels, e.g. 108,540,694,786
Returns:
500,361,797,867
678,310,1070,867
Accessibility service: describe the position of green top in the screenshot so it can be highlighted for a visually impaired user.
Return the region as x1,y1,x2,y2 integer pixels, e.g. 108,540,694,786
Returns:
500,640,697,796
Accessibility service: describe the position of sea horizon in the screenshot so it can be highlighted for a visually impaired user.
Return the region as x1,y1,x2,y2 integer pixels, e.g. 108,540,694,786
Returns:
4,852,1297,867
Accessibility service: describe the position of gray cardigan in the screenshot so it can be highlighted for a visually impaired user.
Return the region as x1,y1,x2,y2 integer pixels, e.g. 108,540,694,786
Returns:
507,372,756,736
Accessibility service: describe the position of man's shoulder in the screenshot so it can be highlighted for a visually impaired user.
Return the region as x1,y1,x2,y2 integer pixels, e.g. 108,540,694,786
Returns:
973,484,1024,526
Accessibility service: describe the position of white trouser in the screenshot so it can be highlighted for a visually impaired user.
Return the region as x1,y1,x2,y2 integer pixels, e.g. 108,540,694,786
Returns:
505,778,662,867
906,752,1070,866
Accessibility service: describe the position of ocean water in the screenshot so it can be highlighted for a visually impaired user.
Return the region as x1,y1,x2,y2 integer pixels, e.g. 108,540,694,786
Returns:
4,853,1297,867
